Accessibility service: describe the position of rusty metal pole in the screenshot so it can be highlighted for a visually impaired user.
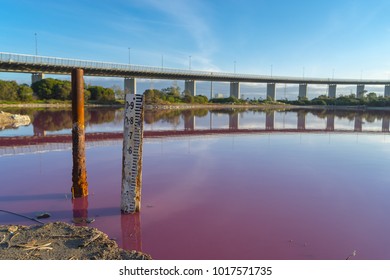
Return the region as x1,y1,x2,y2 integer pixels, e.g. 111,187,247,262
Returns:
71,68,88,198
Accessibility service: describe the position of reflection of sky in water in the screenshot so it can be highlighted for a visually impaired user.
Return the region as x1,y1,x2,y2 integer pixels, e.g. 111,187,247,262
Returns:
140,133,390,259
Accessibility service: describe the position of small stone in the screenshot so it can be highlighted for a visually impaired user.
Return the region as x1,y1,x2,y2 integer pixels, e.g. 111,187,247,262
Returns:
8,226,18,233
36,213,51,219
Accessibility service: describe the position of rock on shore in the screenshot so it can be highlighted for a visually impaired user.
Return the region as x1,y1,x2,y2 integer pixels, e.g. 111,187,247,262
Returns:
0,111,31,129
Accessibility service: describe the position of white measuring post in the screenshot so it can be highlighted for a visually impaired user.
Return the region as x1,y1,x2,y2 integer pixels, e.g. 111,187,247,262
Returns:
121,93,144,213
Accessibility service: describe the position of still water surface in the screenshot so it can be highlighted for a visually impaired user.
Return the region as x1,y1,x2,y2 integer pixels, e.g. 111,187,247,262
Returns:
1,107,390,259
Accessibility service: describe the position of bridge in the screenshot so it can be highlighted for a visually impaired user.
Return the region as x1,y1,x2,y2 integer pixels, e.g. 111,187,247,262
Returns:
1,52,390,100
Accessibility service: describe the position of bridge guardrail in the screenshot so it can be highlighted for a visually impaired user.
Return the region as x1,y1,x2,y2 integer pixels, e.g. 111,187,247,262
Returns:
1,52,390,84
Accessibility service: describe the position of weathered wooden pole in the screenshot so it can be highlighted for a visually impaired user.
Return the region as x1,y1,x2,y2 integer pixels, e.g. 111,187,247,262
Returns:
121,93,144,213
71,68,88,198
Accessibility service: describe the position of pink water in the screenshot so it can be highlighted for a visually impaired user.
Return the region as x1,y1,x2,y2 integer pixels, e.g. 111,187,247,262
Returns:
1,109,390,259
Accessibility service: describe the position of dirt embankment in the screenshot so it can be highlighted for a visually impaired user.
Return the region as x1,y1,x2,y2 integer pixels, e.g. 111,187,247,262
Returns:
0,222,151,260
0,111,31,129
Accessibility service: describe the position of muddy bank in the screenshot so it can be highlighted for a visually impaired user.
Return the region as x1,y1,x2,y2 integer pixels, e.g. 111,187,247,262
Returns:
0,222,151,260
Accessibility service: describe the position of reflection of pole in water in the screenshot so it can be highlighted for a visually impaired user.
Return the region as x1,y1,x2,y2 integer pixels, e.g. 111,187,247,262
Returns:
121,213,142,252
71,69,88,198
72,196,89,226
210,111,213,130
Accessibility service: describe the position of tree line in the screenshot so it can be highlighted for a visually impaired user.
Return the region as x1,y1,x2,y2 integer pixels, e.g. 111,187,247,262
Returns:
0,78,119,103
142,86,209,104
3,78,390,107
280,92,390,107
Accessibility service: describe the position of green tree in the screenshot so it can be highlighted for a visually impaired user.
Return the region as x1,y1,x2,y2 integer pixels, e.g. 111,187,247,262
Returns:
0,80,19,101
194,95,208,104
162,86,180,97
31,78,57,99
53,80,71,100
88,85,115,102
183,94,194,103
17,84,34,101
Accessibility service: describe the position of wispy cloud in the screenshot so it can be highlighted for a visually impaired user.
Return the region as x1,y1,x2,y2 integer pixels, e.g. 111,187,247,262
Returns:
138,0,219,70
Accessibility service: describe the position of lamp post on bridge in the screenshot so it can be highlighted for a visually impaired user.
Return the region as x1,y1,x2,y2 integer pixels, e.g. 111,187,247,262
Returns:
34,33,38,56
189,55,192,70
128,47,131,65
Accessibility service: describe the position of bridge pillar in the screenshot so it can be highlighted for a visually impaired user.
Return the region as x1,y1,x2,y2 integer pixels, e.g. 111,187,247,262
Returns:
229,113,239,129
230,82,240,99
31,73,44,85
326,114,335,131
354,114,363,132
71,68,88,198
185,80,196,96
356,84,365,98
382,116,390,132
267,83,276,101
124,78,136,95
265,111,275,130
385,85,390,97
328,84,337,98
297,111,306,130
298,84,307,99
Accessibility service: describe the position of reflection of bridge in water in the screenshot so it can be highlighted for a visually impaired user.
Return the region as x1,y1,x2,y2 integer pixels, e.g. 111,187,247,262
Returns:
1,111,390,156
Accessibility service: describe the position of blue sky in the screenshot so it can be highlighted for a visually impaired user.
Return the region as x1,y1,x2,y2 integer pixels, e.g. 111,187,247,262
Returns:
2,0,390,98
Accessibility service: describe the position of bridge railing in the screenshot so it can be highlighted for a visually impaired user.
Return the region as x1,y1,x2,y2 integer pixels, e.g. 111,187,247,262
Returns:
0,52,266,79
1,52,390,84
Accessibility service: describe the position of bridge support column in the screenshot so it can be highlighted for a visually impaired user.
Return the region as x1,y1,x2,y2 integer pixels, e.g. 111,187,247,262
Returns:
71,68,88,198
185,80,196,96
297,111,306,130
265,111,275,130
326,114,335,131
385,85,390,97
382,116,390,132
31,73,44,85
229,113,239,129
124,78,136,95
184,115,195,130
328,84,337,98
267,83,276,101
230,82,240,99
298,84,307,99
356,84,365,98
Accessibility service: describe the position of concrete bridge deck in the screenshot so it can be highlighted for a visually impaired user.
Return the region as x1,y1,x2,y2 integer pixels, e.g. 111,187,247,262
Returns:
1,52,389,85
